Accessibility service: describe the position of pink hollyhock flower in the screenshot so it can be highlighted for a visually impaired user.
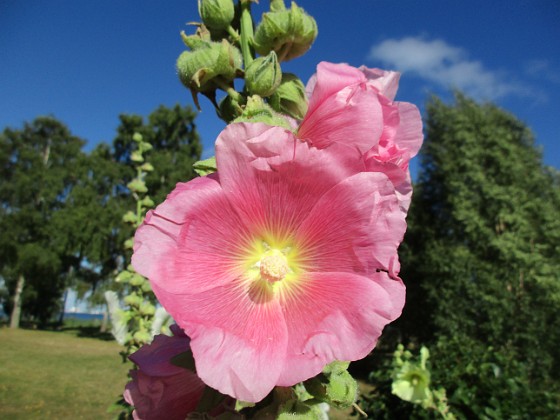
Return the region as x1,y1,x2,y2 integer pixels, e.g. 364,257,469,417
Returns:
132,123,407,403
123,325,205,420
298,62,423,210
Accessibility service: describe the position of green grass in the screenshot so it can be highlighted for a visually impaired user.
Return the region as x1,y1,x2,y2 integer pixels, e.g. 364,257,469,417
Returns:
0,327,130,419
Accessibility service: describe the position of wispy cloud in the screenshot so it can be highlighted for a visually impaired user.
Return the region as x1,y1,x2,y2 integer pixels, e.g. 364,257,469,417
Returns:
524,59,560,84
368,36,529,100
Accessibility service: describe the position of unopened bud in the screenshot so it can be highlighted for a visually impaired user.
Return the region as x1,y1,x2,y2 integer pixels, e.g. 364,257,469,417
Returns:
269,73,308,120
233,95,292,129
217,95,243,123
254,1,318,62
177,39,242,93
245,51,282,97
198,0,235,31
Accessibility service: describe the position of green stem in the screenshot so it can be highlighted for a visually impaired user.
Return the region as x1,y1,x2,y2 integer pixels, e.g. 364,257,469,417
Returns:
226,25,240,43
215,78,245,104
135,167,143,226
239,0,255,67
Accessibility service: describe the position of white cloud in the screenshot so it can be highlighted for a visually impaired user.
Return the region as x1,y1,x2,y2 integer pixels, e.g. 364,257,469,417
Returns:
524,59,560,84
368,36,525,99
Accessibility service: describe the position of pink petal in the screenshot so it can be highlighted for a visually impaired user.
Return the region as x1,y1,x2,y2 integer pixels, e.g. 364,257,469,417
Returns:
359,66,401,100
365,159,413,212
296,172,407,275
298,83,383,154
371,100,423,170
132,175,223,290
153,281,288,403
305,62,366,112
277,271,405,385
216,123,361,236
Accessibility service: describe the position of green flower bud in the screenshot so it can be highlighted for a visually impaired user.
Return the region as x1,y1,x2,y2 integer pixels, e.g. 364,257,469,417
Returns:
127,179,148,194
129,273,145,287
181,27,211,50
233,95,292,129
217,95,243,123
141,196,155,208
138,142,153,153
198,0,235,31
254,2,318,62
124,293,142,308
177,39,242,93
139,302,156,316
269,73,308,119
324,370,358,409
122,211,137,224
130,150,144,162
245,51,282,97
140,162,154,172
115,270,132,283
133,330,151,344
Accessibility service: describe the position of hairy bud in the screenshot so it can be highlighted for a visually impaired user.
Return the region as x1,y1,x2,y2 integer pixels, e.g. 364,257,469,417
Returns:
198,0,235,31
254,1,318,62
176,39,242,93
269,73,308,120
245,51,282,97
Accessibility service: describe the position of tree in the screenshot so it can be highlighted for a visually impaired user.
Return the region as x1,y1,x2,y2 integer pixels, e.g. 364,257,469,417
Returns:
112,104,203,204
398,93,560,417
69,104,202,315
0,117,85,327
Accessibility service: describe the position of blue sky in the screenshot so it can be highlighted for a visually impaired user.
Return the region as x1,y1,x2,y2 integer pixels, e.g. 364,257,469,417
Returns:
2,0,559,171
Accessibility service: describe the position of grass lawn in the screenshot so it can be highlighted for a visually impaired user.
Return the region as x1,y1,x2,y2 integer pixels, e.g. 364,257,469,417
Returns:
0,327,130,419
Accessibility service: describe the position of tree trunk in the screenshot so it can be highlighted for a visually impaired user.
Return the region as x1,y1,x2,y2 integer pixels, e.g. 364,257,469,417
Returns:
58,288,69,326
100,308,109,333
9,273,25,329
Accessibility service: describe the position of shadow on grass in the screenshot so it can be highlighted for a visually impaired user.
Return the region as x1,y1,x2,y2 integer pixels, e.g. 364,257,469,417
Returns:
14,319,117,341
61,326,115,341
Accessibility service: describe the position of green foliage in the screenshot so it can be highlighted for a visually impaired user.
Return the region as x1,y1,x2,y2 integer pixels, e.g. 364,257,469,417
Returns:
112,104,202,204
0,117,85,326
383,93,560,418
0,103,201,327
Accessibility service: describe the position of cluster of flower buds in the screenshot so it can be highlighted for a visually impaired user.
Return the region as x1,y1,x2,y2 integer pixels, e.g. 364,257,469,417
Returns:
176,0,317,124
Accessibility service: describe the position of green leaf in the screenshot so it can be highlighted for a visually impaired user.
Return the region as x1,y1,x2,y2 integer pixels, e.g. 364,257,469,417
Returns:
193,156,217,176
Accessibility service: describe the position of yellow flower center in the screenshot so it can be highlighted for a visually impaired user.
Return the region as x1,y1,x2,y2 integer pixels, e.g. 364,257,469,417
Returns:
259,250,290,283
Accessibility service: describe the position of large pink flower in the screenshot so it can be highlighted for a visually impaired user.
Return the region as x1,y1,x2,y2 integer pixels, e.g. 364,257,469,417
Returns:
298,62,423,210
132,123,407,403
123,326,205,419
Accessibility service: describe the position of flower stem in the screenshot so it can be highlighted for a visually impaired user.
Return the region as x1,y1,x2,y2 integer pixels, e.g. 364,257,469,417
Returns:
239,0,254,67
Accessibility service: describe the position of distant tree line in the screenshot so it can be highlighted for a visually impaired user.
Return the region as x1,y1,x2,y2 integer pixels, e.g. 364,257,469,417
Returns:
0,104,202,328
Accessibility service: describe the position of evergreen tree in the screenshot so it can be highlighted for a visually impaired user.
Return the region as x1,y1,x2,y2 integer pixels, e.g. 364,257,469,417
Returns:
399,93,560,417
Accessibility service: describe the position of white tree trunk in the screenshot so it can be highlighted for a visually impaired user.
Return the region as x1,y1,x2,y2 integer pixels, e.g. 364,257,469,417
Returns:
9,274,25,329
